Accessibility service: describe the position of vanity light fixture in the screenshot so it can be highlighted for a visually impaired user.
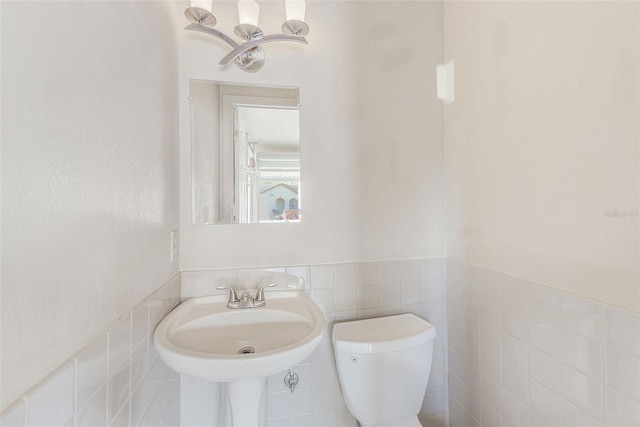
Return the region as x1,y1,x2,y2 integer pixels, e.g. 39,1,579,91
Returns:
184,0,309,73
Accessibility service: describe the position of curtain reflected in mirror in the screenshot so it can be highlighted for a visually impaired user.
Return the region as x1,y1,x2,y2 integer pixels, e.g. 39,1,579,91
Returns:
190,80,301,225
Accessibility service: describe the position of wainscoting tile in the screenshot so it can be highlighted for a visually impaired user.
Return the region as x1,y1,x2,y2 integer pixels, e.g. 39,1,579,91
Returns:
447,260,638,427
0,273,181,427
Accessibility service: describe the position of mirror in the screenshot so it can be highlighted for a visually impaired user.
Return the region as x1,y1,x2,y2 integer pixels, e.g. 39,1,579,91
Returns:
191,80,301,225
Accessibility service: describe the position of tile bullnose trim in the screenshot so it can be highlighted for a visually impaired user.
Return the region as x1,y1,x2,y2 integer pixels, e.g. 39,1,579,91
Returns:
446,257,640,315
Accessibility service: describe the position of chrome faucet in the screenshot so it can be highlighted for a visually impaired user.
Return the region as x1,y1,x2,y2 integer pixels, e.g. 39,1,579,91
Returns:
216,283,277,309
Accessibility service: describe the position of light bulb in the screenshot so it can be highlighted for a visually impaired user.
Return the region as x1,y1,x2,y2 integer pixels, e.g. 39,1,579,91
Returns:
191,0,211,11
238,0,260,27
285,0,305,22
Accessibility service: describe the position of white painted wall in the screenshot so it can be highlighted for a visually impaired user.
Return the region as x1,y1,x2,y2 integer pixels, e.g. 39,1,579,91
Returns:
179,1,445,270
1,0,182,411
444,3,640,426
444,1,639,312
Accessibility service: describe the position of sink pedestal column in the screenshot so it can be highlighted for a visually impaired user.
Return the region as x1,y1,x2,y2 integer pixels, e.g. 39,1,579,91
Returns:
222,378,267,427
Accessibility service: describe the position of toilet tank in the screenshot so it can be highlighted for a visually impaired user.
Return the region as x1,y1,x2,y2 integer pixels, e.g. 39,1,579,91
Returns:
332,314,437,426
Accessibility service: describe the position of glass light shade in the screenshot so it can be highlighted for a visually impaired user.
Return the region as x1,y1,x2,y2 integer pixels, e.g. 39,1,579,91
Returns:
285,0,306,22
238,0,260,27
191,0,212,11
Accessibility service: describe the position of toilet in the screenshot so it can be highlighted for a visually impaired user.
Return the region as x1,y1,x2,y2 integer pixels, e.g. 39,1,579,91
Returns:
332,313,437,427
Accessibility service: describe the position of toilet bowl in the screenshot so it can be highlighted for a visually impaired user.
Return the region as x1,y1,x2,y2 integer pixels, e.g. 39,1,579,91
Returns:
332,314,436,427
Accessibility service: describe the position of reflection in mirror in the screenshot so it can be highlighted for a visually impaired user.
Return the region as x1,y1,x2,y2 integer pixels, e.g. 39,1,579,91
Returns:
191,80,301,225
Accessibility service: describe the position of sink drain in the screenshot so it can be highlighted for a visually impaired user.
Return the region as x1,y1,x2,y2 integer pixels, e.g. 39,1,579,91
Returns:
238,347,255,354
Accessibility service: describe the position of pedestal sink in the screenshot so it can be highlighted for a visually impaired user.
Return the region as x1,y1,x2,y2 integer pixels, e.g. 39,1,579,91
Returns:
153,290,325,426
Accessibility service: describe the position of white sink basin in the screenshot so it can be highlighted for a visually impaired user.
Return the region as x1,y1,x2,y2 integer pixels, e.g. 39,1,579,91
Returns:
154,290,325,382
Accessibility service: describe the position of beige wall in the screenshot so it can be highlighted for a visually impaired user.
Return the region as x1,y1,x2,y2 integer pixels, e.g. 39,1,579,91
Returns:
179,1,445,270
1,1,181,410
444,1,639,312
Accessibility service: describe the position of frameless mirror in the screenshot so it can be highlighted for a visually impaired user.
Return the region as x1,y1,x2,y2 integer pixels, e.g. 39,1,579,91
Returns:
191,80,301,225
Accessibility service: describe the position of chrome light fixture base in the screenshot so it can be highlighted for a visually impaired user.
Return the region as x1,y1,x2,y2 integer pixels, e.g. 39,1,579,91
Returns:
184,7,217,26
281,19,309,37
234,46,265,73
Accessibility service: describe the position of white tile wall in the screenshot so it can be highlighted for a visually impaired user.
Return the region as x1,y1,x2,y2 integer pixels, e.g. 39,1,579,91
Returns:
0,273,182,427
447,259,640,427
180,258,448,427
30,257,631,427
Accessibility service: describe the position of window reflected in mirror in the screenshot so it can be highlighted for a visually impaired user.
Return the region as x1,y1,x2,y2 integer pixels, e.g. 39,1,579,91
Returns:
190,80,301,225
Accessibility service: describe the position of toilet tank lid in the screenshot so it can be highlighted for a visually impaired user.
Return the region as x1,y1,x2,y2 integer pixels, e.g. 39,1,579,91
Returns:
332,313,436,354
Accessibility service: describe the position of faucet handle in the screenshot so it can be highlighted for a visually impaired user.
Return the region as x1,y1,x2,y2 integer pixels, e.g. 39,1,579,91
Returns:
254,283,277,303
216,286,239,303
